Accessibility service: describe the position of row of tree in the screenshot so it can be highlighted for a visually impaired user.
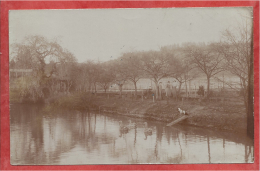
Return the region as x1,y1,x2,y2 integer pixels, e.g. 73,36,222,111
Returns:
10,23,252,111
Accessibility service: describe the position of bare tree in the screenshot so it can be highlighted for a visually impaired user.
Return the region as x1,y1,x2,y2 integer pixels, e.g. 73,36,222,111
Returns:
140,50,170,99
217,18,253,137
161,45,197,97
55,50,77,94
97,63,116,93
10,35,77,101
92,63,102,94
217,22,252,112
169,57,197,96
108,60,127,98
116,52,143,98
83,61,102,93
186,43,224,97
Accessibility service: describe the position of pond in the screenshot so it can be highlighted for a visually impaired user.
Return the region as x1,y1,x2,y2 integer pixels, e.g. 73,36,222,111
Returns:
10,104,254,165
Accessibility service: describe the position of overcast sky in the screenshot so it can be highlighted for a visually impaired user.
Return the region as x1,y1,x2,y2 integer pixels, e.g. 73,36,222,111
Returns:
9,7,252,63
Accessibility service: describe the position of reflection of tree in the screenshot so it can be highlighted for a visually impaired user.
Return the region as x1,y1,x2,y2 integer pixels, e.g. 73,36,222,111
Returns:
167,127,184,164
11,105,46,164
76,114,115,152
156,126,163,142
165,155,182,164
11,106,254,164
164,126,172,145
244,144,253,163
154,137,158,161
94,113,96,134
177,131,183,159
12,108,121,164
134,127,137,146
207,135,211,163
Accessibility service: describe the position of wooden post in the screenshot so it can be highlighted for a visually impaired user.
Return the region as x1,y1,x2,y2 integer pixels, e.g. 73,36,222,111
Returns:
194,85,197,98
153,95,155,103
142,90,143,101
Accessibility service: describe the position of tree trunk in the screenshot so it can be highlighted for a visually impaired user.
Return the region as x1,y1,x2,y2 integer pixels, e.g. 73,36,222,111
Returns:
134,82,137,99
207,76,210,98
94,83,97,93
178,82,182,97
156,83,159,99
66,80,71,94
243,84,249,113
185,80,188,97
153,78,159,99
247,30,254,139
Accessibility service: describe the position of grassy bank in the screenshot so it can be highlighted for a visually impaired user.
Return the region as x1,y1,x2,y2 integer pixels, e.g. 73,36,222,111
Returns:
40,92,247,134
10,89,21,103
96,95,247,134
41,92,101,113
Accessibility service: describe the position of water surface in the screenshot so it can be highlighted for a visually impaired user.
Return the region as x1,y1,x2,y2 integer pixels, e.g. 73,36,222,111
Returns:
10,104,254,164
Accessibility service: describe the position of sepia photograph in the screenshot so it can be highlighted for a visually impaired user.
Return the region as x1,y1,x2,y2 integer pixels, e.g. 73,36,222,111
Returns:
9,7,254,165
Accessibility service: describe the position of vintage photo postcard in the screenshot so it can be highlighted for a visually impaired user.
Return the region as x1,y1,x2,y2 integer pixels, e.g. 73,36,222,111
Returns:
9,7,254,165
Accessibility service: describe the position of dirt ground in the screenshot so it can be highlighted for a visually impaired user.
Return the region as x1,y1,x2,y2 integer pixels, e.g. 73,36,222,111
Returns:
96,95,247,134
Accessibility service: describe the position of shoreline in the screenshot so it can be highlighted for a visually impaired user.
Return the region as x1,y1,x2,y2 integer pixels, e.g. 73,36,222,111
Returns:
96,106,247,135
89,96,247,135
12,92,248,135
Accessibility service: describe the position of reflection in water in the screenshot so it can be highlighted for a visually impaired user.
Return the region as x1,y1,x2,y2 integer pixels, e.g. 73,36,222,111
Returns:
10,104,254,165
207,135,211,163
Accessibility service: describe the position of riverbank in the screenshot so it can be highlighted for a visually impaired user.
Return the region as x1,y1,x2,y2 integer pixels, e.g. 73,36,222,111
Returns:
39,92,247,134
95,96,247,134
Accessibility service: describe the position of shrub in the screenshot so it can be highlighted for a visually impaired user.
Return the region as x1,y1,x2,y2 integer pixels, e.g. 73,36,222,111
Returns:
10,89,21,103
207,90,215,97
197,86,205,96
53,92,98,111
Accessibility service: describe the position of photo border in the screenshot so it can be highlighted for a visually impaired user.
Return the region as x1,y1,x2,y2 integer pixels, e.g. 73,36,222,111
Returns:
1,1,259,170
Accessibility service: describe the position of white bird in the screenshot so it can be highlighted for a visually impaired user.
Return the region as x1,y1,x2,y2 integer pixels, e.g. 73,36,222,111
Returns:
144,122,152,140
144,122,152,135
119,121,129,133
128,120,136,129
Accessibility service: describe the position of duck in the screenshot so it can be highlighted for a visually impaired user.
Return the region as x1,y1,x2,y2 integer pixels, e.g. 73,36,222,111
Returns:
177,108,188,115
119,121,129,133
144,122,152,135
128,120,136,129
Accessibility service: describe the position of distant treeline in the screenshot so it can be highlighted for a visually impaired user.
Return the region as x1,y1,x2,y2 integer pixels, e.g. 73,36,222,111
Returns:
10,23,252,112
